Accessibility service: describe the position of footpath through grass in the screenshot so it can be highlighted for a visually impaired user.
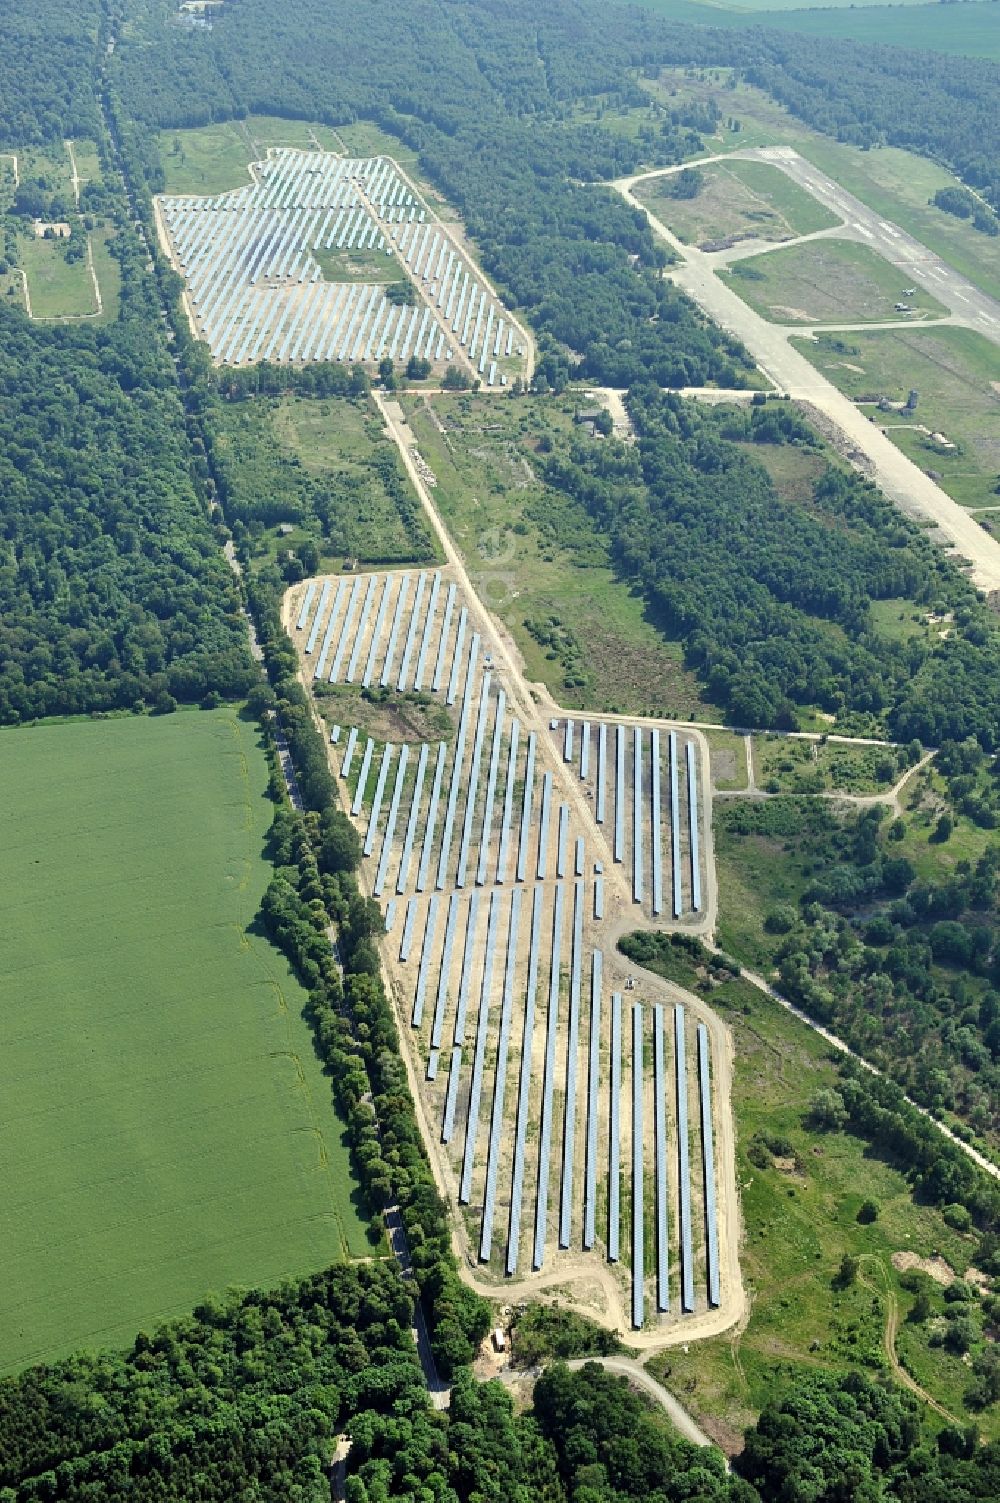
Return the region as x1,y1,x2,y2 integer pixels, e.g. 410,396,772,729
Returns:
0,709,370,1375
400,391,714,719
629,940,997,1447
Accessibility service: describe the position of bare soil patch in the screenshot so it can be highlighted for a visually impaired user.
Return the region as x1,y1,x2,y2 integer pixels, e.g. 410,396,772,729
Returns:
891,1250,956,1286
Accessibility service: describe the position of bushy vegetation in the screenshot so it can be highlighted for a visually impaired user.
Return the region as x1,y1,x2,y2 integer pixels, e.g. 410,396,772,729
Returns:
736,1371,1000,1500
714,788,1000,1157
0,1263,430,1502
4,1304,1000,1502
540,386,1000,741
623,924,1000,1246
0,0,100,144
208,391,436,568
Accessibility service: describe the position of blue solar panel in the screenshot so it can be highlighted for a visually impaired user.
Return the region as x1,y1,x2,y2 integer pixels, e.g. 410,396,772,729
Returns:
558,881,585,1249
654,1005,670,1313
533,883,565,1270
632,1002,645,1330
480,888,522,1259
608,992,622,1262
583,950,602,1250
506,884,544,1276
698,1025,721,1308
459,890,502,1204
675,1005,695,1313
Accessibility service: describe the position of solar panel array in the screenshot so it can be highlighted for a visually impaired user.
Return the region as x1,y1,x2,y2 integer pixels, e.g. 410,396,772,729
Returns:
289,569,726,1327
559,717,704,921
158,150,520,375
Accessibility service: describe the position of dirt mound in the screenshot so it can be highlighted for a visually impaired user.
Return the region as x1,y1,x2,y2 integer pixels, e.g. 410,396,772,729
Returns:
891,1251,955,1286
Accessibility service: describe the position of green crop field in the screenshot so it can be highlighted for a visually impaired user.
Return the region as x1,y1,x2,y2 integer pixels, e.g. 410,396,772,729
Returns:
743,3,1000,62
633,0,1000,60
634,158,839,246
792,326,1000,511
0,710,370,1374
725,238,948,324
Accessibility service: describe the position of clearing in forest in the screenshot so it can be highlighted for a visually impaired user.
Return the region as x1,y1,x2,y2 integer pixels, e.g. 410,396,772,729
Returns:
633,158,839,249
155,147,528,381
0,709,370,1375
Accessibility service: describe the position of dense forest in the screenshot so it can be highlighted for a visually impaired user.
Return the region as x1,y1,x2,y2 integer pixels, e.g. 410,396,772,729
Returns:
2,1290,999,1503
0,267,255,722
532,388,1000,743
112,0,1000,210
0,0,100,144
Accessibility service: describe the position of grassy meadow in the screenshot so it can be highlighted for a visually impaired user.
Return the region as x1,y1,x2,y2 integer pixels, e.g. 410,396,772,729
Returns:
792,326,1000,512
635,158,839,246
726,238,948,324
399,392,716,720
632,0,1000,61
157,116,345,197
631,946,997,1446
0,710,370,1374
640,69,1000,302
213,392,438,570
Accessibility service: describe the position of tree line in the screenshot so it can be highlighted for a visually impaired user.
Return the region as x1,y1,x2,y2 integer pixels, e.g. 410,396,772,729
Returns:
2,1295,999,1503
239,554,492,1379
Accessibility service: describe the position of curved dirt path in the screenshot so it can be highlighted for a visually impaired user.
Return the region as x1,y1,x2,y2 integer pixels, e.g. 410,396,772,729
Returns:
566,1356,719,1449
714,749,934,812
858,1257,961,1427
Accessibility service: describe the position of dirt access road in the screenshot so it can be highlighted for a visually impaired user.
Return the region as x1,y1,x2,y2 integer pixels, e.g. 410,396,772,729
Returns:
615,165,1000,595
373,390,745,1353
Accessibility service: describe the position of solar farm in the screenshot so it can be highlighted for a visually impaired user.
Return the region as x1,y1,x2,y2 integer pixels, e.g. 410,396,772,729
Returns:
286,565,734,1333
155,149,528,380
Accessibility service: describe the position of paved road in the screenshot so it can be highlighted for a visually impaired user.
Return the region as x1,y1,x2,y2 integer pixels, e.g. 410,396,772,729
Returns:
629,148,1000,348
384,1203,451,1409
749,147,1000,346
615,172,1000,594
